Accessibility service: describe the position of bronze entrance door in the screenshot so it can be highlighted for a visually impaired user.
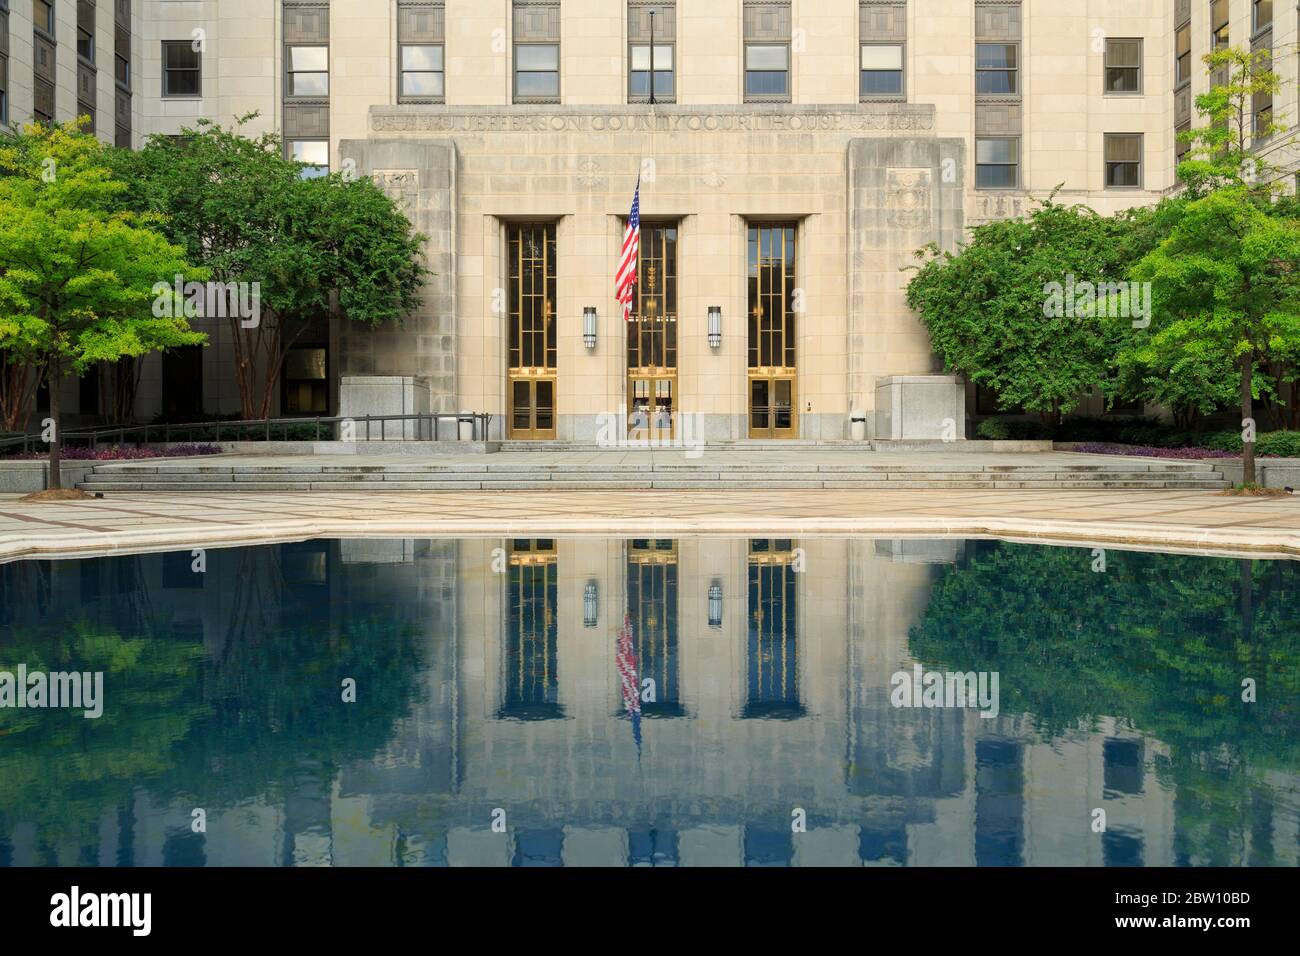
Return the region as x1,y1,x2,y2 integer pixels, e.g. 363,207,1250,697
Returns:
748,376,797,439
509,376,557,440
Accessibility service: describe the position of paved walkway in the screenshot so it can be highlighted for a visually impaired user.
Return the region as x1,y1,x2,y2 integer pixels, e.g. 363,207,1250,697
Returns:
2,487,1299,561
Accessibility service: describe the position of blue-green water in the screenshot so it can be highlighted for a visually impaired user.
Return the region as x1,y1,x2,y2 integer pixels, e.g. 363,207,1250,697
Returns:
0,537,1297,867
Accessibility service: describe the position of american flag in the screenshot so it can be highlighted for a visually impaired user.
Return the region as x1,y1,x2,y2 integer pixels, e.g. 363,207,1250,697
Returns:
616,177,641,322
616,612,643,757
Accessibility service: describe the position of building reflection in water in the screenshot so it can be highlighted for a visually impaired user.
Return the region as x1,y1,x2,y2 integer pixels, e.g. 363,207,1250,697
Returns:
501,540,561,721
0,536,1298,867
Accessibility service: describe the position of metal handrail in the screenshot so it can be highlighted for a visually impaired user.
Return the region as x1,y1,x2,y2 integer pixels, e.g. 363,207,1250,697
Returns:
0,412,493,454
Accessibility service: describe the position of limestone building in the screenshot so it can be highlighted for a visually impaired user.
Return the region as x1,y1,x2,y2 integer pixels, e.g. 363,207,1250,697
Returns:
3,1,1298,439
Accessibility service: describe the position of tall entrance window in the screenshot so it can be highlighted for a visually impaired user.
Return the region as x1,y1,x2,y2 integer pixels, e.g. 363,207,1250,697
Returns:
507,223,557,439
627,223,677,441
747,224,797,438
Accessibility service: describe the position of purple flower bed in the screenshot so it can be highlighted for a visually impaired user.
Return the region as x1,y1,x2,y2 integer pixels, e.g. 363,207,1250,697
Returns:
2,443,222,461
1073,442,1238,460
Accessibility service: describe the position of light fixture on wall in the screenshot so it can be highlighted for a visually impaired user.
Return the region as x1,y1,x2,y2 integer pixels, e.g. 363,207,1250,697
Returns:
583,307,598,349
707,580,723,628
708,306,722,349
583,581,599,628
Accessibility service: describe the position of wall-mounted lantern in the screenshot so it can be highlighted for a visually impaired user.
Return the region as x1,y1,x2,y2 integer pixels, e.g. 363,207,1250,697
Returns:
583,580,599,628
583,307,598,349
707,580,723,628
708,306,722,349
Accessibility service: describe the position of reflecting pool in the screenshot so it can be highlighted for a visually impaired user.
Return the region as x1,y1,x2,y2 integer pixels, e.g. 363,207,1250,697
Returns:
1,537,1298,866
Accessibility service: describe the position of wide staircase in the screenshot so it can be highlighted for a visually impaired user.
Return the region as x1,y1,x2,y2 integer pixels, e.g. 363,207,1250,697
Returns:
76,451,1231,492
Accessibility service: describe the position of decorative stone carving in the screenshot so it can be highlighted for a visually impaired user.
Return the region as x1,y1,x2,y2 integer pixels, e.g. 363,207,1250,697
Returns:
373,169,419,214
886,167,932,230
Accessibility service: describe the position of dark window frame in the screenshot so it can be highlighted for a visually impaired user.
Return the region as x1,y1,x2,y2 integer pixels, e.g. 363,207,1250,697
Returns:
161,39,201,98
859,41,905,100
1175,20,1191,86
33,0,53,37
628,41,674,103
288,139,330,178
744,41,791,102
1104,132,1144,189
513,41,560,103
285,44,329,98
976,42,1018,96
975,136,1019,190
1103,37,1142,95
398,42,444,101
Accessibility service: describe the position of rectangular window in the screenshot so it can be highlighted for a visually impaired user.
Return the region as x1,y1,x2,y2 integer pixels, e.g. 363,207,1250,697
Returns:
743,1,791,102
629,44,673,101
1104,38,1141,94
627,0,674,103
1104,133,1143,188
291,139,329,178
1175,21,1191,85
1253,0,1272,32
1211,0,1229,50
400,44,443,98
33,0,52,35
1175,120,1191,171
514,43,559,100
860,44,903,98
162,40,200,97
286,45,328,96
745,44,790,98
976,43,1018,95
77,0,95,62
1253,53,1273,138
397,1,443,102
975,137,1018,189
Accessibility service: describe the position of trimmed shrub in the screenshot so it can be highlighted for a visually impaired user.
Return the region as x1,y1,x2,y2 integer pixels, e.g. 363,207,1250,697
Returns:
975,419,1053,440
1258,431,1300,458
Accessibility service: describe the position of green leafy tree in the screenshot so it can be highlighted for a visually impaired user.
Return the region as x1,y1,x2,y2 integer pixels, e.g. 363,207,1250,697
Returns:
905,198,1157,424
0,122,203,489
1118,46,1300,465
113,117,428,420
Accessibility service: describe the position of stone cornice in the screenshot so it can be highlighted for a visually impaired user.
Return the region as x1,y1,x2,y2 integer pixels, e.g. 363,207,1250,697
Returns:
370,103,936,134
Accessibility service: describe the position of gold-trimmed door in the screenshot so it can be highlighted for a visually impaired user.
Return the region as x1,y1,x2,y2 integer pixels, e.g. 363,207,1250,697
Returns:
748,374,796,440
507,222,558,440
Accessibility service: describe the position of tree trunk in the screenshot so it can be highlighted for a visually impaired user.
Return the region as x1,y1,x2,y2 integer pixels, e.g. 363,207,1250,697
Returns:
1241,354,1256,486
47,359,63,491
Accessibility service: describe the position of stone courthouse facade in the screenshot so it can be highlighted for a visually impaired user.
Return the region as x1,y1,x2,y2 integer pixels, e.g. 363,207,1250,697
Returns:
4,1,1298,439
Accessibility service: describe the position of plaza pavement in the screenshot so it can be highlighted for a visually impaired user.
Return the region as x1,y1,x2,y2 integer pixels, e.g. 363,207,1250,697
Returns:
2,485,1300,563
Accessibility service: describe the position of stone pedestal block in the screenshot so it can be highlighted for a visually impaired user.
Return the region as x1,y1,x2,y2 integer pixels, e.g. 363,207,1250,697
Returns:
874,375,966,441
339,375,431,439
